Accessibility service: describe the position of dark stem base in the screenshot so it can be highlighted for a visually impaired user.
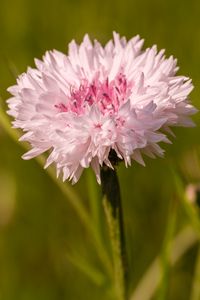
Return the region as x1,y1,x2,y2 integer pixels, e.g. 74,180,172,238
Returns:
101,166,128,300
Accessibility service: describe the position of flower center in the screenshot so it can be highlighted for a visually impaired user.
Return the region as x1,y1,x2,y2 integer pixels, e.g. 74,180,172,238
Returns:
55,73,133,115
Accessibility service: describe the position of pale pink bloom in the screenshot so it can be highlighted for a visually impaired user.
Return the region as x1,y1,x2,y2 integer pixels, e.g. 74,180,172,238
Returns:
7,33,197,183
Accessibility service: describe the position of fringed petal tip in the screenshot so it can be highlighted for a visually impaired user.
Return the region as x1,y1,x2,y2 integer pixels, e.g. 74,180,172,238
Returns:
6,32,197,183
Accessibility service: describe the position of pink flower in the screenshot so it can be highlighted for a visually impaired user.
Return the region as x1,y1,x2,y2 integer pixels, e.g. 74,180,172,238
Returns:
7,33,197,183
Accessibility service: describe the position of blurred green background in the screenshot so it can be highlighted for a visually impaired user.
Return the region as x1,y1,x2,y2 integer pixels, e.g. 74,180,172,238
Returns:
0,0,200,299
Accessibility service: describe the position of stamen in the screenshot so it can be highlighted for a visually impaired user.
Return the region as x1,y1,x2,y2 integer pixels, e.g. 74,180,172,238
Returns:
55,73,133,115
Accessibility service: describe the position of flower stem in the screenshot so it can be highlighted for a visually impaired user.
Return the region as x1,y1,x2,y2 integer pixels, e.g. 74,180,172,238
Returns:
100,166,127,300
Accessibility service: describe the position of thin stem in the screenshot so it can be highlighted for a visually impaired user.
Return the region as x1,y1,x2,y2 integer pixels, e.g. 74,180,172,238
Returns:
101,166,127,300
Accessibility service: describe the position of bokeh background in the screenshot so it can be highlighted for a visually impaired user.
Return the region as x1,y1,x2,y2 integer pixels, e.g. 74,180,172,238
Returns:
0,0,200,299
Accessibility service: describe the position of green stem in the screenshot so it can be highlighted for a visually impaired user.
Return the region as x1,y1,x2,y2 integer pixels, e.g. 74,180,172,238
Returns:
101,166,127,300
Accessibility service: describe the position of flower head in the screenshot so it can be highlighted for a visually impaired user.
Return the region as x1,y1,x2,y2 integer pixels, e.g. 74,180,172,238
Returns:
7,33,197,183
